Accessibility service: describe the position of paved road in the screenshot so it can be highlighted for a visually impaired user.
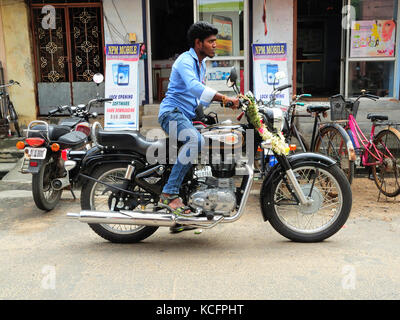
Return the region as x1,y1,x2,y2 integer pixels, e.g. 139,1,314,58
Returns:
0,179,400,300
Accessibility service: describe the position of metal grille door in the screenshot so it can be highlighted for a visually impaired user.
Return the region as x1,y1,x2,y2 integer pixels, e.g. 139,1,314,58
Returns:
31,3,104,115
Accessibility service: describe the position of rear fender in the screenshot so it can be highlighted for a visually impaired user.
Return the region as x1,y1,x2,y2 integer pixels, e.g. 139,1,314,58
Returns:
259,152,336,221
80,148,146,176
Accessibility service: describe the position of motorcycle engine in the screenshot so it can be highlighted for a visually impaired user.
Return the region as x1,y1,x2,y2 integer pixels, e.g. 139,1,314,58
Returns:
188,175,236,216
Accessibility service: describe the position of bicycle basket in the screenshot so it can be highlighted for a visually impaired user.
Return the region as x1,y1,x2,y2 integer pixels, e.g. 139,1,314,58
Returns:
329,95,359,121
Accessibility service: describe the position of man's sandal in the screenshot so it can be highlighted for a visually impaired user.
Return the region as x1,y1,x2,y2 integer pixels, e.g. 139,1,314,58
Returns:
158,194,197,217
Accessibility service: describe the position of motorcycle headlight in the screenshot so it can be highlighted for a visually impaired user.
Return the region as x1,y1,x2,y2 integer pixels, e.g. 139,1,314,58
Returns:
260,107,284,133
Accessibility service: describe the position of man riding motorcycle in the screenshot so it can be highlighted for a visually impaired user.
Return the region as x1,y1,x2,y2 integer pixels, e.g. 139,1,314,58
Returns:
157,21,239,232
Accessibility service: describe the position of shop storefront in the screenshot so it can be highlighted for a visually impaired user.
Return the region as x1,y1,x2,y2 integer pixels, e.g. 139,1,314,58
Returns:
293,0,400,99
2,0,399,123
146,0,250,104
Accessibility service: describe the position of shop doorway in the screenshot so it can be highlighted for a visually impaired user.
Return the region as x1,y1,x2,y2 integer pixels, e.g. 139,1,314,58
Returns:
149,0,193,102
295,0,343,98
30,1,104,115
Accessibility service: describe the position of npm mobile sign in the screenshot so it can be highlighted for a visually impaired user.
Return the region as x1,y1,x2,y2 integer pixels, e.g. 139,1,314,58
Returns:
105,44,140,131
253,44,286,56
252,43,290,107
106,45,139,56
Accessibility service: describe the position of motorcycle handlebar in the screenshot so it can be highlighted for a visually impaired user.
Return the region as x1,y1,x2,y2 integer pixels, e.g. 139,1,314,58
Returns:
364,94,380,100
276,84,292,92
97,98,113,103
48,105,68,116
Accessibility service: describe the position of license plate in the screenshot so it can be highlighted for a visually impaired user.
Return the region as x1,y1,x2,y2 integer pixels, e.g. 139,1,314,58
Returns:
24,147,47,160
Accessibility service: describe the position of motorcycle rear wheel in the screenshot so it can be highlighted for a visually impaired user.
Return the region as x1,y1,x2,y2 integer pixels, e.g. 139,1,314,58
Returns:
81,163,159,243
262,163,352,242
32,157,62,211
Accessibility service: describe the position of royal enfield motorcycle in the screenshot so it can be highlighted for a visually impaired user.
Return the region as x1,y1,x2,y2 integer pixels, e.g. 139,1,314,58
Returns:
66,68,352,243
18,96,112,211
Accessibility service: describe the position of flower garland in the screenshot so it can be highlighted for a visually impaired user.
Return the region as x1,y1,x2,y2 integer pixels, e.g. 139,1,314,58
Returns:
239,94,290,156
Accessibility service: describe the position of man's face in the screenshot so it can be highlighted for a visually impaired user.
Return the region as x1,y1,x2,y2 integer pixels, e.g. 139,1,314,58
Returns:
198,35,217,58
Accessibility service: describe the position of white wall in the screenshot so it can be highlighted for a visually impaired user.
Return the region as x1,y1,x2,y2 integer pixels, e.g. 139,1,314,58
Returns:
252,0,294,91
103,0,146,104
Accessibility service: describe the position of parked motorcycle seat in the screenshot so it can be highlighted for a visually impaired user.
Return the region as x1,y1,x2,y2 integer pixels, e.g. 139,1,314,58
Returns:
97,130,168,157
56,131,88,148
29,124,71,141
58,117,83,128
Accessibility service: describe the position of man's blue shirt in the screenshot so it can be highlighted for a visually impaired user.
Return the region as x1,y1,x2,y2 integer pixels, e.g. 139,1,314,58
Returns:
158,48,216,121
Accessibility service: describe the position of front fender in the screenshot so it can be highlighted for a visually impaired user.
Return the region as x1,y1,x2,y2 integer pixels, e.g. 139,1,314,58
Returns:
259,152,337,221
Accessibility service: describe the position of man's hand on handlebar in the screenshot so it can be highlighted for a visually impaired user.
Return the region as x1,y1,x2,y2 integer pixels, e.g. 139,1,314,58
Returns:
222,96,240,109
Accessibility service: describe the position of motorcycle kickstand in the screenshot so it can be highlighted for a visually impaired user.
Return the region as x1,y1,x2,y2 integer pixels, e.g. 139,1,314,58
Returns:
70,188,77,200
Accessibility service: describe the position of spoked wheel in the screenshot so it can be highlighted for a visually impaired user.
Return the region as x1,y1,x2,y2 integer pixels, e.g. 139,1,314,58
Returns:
32,157,62,211
262,163,352,242
8,101,21,137
81,163,158,243
314,126,355,184
369,128,400,197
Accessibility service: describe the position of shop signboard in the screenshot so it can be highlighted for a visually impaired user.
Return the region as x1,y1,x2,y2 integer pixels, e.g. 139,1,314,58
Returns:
252,43,290,107
350,20,396,58
104,44,140,130
198,0,243,12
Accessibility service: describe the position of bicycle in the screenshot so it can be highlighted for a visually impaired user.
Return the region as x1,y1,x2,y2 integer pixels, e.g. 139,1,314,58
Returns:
281,92,356,183
316,91,400,197
0,80,21,137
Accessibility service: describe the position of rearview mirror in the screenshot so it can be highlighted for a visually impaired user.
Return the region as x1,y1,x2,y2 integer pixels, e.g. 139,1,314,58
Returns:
227,67,238,88
93,73,104,85
274,71,286,81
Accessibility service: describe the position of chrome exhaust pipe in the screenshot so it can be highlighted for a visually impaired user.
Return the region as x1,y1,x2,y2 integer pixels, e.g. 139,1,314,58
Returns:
67,209,225,228
67,210,176,227
67,164,253,228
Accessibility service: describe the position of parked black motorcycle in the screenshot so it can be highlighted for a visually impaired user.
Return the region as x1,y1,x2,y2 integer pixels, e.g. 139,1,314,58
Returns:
66,68,352,243
18,97,112,211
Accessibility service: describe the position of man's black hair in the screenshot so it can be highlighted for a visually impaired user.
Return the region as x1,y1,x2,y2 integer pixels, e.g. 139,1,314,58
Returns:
187,21,218,48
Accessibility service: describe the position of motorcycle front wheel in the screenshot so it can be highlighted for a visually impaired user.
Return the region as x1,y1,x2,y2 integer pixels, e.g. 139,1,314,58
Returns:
261,163,352,242
81,163,159,243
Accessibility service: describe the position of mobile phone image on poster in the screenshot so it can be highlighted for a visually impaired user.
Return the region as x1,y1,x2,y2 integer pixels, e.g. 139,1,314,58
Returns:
212,15,233,56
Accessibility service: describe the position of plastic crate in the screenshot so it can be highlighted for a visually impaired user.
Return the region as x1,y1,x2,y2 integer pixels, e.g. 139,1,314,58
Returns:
329,95,359,121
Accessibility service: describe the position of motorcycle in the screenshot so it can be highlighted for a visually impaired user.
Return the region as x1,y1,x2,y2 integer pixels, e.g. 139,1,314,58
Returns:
17,95,112,211
66,67,352,243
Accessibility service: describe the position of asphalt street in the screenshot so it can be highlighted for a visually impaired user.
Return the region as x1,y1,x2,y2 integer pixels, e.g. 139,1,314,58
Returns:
0,176,400,300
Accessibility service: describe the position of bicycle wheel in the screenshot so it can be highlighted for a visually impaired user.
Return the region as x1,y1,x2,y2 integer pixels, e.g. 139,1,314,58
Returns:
8,101,21,137
369,128,400,197
314,125,355,184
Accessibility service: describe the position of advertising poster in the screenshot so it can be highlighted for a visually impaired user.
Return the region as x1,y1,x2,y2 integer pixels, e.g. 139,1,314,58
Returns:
252,43,290,107
350,20,396,58
212,14,233,56
104,44,140,130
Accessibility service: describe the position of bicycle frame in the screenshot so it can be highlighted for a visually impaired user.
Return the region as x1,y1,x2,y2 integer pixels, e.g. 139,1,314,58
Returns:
346,114,395,167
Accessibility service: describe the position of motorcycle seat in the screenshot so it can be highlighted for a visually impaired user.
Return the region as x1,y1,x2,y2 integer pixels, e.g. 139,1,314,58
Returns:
58,117,83,128
367,113,388,121
29,124,71,141
97,130,169,157
57,131,88,148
